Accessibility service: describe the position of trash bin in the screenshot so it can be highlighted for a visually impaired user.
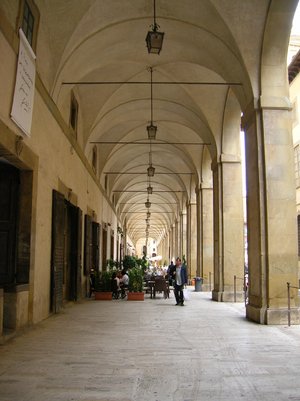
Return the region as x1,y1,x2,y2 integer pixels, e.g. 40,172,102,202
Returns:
194,277,202,292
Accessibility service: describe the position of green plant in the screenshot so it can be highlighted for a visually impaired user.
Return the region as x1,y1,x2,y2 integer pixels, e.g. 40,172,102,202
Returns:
136,255,149,272
122,255,137,270
94,269,113,292
128,267,144,292
106,259,120,269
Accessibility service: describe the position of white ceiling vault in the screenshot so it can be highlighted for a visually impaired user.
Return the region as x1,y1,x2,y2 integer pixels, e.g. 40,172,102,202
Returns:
35,0,293,247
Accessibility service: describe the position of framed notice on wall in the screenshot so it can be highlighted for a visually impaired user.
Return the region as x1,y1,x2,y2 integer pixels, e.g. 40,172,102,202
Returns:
10,29,36,137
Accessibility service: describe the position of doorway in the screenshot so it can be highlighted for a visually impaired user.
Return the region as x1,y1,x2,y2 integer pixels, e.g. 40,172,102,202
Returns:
0,162,19,287
51,190,82,313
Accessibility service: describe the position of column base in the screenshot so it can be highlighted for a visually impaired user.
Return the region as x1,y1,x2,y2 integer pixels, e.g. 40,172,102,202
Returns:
212,290,245,302
246,304,300,325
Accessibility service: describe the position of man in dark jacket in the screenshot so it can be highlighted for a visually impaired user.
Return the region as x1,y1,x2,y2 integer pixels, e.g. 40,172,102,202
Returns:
173,257,188,306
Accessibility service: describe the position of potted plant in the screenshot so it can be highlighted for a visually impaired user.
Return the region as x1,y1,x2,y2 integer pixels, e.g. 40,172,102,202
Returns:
94,269,113,300
127,266,145,301
122,255,137,270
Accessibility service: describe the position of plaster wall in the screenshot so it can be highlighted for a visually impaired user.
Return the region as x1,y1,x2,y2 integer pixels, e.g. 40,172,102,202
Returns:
0,29,117,325
4,286,29,330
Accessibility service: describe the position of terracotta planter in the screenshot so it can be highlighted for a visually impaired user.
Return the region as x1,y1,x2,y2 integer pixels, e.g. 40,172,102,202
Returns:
94,291,112,300
127,292,144,301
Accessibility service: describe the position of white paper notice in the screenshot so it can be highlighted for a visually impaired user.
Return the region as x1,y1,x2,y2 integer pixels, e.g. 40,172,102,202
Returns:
10,29,36,137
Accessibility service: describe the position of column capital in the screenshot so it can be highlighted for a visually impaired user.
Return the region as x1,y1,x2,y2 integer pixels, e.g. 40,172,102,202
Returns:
200,181,213,190
259,95,292,111
211,154,241,170
242,97,292,130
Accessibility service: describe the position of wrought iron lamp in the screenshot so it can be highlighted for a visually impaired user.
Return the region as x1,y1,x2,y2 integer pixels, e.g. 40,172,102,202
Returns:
145,0,164,54
147,142,155,177
147,164,155,177
147,67,157,139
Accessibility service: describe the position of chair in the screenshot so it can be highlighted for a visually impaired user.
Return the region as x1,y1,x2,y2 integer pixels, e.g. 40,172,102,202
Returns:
153,277,169,299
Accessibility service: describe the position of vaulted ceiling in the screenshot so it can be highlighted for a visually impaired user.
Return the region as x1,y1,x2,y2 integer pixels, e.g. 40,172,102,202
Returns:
29,0,290,247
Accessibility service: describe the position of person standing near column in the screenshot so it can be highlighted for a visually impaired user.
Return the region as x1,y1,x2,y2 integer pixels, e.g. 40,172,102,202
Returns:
173,257,188,306
167,260,175,286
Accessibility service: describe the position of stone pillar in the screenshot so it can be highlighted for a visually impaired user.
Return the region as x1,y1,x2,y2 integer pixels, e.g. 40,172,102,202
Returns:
165,234,169,263
167,228,171,261
170,225,175,261
172,223,176,260
174,219,179,257
180,211,187,260
243,105,300,324
182,211,187,260
187,201,197,279
123,218,127,256
196,188,201,278
200,183,214,291
212,155,244,302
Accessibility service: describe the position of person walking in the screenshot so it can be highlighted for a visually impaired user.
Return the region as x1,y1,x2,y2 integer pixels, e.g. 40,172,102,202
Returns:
167,260,175,286
173,257,188,306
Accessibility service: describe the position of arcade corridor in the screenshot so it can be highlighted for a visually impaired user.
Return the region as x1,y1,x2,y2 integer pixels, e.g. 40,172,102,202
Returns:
0,0,300,346
1,291,300,401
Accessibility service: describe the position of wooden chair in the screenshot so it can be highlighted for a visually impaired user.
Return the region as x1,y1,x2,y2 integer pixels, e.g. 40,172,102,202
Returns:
153,277,170,299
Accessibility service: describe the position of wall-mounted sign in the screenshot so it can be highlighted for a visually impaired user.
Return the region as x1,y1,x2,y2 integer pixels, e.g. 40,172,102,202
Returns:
11,29,36,137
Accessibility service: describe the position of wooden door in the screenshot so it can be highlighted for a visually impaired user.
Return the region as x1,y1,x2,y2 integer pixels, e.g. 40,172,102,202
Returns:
92,222,100,270
84,215,92,275
51,190,65,313
69,204,82,301
0,163,19,286
102,228,107,270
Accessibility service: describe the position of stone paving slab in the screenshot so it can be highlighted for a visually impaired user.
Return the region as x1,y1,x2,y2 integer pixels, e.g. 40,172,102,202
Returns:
1,290,300,401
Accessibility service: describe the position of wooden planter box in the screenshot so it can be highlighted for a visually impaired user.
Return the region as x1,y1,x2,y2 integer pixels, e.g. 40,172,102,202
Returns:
127,292,144,301
94,292,112,300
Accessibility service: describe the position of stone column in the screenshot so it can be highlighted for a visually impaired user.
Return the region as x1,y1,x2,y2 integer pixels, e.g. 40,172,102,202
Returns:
212,155,244,302
243,105,300,324
174,219,179,257
123,218,127,256
196,187,201,278
187,201,197,279
180,210,187,260
172,224,176,261
179,212,183,258
160,235,166,265
200,183,214,291
168,227,173,261
165,234,170,263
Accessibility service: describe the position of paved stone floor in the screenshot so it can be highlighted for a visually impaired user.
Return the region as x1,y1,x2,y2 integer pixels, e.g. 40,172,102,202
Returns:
1,289,300,401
